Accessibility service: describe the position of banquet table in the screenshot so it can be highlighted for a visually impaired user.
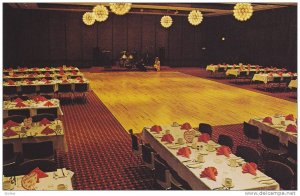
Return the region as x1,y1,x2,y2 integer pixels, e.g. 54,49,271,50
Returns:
288,79,297,89
142,125,279,190
3,72,84,80
252,73,297,84
3,168,74,190
3,119,68,152
248,115,297,146
3,99,63,118
3,67,79,73
3,78,90,92
206,65,257,73
226,69,285,77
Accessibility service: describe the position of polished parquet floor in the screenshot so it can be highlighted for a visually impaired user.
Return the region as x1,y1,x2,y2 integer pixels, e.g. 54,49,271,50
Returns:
84,71,297,134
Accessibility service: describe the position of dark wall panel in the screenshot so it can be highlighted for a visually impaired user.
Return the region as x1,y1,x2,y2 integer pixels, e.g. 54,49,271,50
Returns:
155,16,169,64
141,15,156,58
81,19,97,65
112,15,128,62
98,16,113,54
168,16,182,66
128,15,142,53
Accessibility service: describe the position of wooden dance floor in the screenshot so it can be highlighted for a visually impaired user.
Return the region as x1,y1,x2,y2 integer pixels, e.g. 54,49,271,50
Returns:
85,72,297,134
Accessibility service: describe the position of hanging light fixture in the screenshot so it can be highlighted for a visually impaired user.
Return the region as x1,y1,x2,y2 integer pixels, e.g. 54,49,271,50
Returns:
188,10,203,26
109,3,132,15
160,15,173,28
93,5,109,22
233,3,253,21
82,12,96,25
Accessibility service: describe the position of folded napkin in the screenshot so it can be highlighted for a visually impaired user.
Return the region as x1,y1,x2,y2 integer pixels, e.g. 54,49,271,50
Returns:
33,95,48,102
150,125,162,133
285,114,295,121
44,72,50,77
200,167,218,181
268,73,273,77
72,71,77,75
288,72,294,77
242,162,257,176
28,74,34,78
216,146,232,157
60,72,65,76
32,67,38,71
44,80,50,84
27,80,33,84
277,72,283,77
12,73,18,77
282,68,287,71
15,97,23,103
161,134,174,143
40,118,51,126
24,79,30,82
3,128,18,137
41,126,55,135
16,101,26,108
198,133,211,143
62,80,68,83
7,80,15,85
41,78,47,82
181,122,192,130
45,67,50,70
79,79,84,83
76,76,82,80
262,117,273,124
8,68,13,71
44,101,54,107
177,147,191,158
29,167,48,183
286,124,297,133
4,120,19,129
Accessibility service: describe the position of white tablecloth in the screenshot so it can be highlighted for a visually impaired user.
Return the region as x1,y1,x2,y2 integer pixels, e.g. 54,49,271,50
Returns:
142,125,279,190
288,79,297,89
3,168,74,190
3,120,68,152
252,73,297,84
3,67,79,73
3,72,84,80
3,99,63,118
248,116,297,146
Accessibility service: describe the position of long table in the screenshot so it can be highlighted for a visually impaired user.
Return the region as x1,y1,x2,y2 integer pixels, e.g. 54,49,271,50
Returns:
206,65,258,73
288,79,297,89
3,72,84,80
3,99,63,118
226,68,286,77
142,125,279,190
3,67,79,73
248,115,297,146
3,119,68,152
3,168,74,190
252,73,297,84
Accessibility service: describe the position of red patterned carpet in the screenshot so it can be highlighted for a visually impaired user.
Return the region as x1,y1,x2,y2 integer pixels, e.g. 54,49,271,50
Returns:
55,92,262,190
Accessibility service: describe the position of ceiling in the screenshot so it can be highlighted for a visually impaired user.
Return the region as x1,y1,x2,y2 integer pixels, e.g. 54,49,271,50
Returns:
8,2,296,17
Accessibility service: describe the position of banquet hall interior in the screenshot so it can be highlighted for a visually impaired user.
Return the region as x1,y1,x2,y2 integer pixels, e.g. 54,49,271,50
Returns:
2,2,298,191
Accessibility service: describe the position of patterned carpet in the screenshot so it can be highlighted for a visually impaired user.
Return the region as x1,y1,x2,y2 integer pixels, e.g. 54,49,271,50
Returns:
55,92,267,190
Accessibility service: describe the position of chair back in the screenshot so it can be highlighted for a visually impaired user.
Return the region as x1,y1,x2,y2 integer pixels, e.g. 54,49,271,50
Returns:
32,113,56,122
154,159,171,189
243,122,260,140
129,129,139,152
217,67,226,72
4,115,26,124
142,145,153,164
236,145,260,164
58,83,72,93
8,109,30,118
217,134,234,150
17,159,56,176
272,77,282,83
37,108,58,118
22,141,54,160
21,85,37,94
3,143,15,161
239,71,248,77
288,141,297,161
265,160,294,190
3,86,18,96
198,123,213,136
39,85,55,94
261,130,280,150
74,83,88,93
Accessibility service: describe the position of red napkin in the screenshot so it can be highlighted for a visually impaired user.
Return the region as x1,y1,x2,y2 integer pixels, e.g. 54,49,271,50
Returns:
286,124,297,133
12,73,18,77
216,146,232,157
242,162,257,176
177,147,191,158
150,125,162,133
28,74,34,78
200,167,218,181
79,79,84,83
44,101,54,107
45,67,50,70
60,71,65,76
268,73,273,77
16,101,26,108
285,114,295,121
41,126,55,135
3,128,18,137
44,72,50,77
33,95,48,102
15,97,23,103
161,134,174,143
76,77,82,80
71,66,75,69
262,117,273,124
40,118,51,126
4,120,19,129
24,79,30,82
277,72,283,77
32,67,38,71
62,79,68,83
181,122,192,130
72,71,77,75
29,167,48,183
27,80,33,84
8,68,13,71
282,68,287,72
7,80,15,85
41,78,47,82
198,133,211,143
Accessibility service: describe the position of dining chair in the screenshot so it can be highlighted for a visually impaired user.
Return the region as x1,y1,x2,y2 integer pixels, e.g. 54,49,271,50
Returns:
217,134,234,150
129,129,141,156
74,83,89,102
153,158,182,190
235,145,261,164
32,113,56,122
4,115,26,124
243,122,260,147
3,144,20,177
36,108,58,118
287,141,297,163
22,141,55,161
198,123,213,137
260,130,287,156
21,85,37,96
58,83,73,100
8,109,30,118
3,86,18,99
265,160,294,190
141,144,155,171
39,84,55,97
17,159,57,176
